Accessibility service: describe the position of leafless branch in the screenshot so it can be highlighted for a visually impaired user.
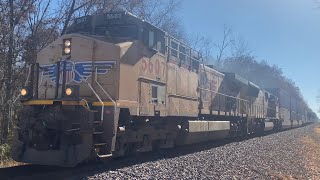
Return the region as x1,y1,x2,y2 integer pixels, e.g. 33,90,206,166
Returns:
213,25,234,65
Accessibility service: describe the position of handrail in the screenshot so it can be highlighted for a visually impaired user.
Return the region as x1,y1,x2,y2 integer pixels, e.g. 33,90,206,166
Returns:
200,87,279,118
13,66,32,104
81,99,91,111
38,71,44,88
95,67,117,109
72,63,104,121
198,87,249,102
10,65,33,127
167,45,201,63
33,70,44,96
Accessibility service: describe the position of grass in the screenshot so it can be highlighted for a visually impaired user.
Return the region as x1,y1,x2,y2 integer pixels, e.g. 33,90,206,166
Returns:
268,172,298,180
0,159,23,168
299,125,320,179
0,143,11,161
0,143,12,168
0,143,23,168
301,126,320,151
314,126,320,134
268,125,320,180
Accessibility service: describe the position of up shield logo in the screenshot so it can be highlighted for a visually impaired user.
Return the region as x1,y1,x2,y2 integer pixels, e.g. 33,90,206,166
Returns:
41,60,116,84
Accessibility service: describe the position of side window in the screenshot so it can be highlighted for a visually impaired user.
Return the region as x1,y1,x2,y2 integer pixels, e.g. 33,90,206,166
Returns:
170,40,178,59
156,41,162,52
151,85,158,103
191,49,200,71
192,59,199,71
156,32,165,54
265,92,268,101
179,45,186,63
148,31,154,47
143,27,165,54
185,47,190,65
151,85,166,104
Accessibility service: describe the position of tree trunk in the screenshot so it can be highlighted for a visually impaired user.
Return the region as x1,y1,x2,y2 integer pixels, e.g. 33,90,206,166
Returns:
61,0,76,35
1,0,14,144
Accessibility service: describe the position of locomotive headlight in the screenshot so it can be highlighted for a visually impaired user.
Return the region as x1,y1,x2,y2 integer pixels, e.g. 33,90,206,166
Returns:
64,40,71,47
64,47,71,54
63,85,79,100
21,88,27,96
20,87,32,100
65,88,72,96
62,38,72,55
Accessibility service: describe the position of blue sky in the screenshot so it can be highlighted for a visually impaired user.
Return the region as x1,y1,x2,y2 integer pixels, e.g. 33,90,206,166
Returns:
179,0,320,116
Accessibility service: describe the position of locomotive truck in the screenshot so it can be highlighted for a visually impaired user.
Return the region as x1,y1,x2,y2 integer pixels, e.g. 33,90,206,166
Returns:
12,11,316,167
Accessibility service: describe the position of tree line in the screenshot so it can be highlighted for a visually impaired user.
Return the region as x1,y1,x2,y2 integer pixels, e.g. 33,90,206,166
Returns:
192,25,308,111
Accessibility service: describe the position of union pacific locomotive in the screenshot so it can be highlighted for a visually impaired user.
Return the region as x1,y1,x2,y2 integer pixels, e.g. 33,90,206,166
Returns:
12,11,317,166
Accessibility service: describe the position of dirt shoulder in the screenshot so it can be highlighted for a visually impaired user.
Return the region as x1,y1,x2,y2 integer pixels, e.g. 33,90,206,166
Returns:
300,124,320,179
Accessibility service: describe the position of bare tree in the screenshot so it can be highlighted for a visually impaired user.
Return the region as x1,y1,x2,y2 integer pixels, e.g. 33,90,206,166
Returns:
58,0,184,38
25,0,61,62
60,0,95,35
317,90,320,113
0,0,61,143
1,0,15,143
231,36,252,60
188,34,214,64
213,25,234,66
189,25,233,67
1,0,35,143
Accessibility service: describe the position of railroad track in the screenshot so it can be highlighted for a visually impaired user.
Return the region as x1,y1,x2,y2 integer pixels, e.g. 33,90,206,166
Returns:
1,138,237,180
0,125,312,180
0,140,231,180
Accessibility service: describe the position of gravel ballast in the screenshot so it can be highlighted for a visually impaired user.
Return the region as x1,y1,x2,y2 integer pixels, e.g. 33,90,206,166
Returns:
2,124,319,180
82,124,319,180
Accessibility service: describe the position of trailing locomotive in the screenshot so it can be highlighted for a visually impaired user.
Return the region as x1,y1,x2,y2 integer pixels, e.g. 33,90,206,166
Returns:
12,11,316,167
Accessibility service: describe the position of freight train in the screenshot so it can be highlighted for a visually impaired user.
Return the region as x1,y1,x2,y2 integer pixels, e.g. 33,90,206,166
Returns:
12,11,317,167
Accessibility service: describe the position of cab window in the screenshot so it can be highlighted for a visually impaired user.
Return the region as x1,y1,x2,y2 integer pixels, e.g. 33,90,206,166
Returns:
151,85,166,104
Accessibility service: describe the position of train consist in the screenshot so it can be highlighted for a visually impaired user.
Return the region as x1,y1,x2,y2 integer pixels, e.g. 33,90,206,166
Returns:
12,11,317,167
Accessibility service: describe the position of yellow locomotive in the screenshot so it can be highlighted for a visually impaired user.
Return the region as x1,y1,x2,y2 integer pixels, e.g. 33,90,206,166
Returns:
12,11,315,167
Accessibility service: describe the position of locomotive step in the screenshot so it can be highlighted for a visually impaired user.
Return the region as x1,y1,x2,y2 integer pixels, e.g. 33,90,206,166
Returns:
97,153,113,158
67,128,80,132
71,123,80,127
94,143,108,146
93,131,104,135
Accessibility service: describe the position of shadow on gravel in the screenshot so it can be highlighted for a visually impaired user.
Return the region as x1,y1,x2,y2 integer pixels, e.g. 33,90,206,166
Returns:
0,125,312,180
74,138,237,179
0,138,235,180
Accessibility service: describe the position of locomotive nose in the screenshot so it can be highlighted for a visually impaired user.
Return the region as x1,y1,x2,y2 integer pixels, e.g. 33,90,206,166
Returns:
13,105,96,166
16,106,64,151
33,34,119,100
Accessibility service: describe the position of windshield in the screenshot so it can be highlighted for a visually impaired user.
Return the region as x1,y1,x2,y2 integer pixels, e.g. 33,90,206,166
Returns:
96,25,138,40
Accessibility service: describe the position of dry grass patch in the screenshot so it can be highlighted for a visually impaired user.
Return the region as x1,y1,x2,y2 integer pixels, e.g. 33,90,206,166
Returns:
300,125,320,179
314,126,320,135
301,136,320,150
268,172,299,180
0,143,24,168
301,126,320,154
0,160,24,168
